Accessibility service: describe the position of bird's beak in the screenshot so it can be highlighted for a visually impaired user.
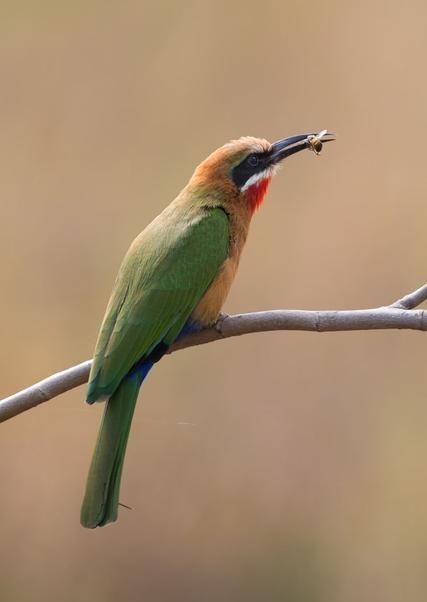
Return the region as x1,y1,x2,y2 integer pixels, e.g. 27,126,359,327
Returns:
269,131,335,164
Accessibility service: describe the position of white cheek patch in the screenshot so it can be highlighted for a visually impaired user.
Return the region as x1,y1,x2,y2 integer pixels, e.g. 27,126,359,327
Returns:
240,165,279,192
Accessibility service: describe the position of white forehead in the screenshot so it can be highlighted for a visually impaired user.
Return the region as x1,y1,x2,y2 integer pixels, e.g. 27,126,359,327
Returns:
224,136,271,154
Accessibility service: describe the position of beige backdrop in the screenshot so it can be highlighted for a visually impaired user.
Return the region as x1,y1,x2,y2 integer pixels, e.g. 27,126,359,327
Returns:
1,2,427,601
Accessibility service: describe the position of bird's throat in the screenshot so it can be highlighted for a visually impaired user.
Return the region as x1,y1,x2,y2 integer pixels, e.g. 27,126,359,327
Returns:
245,177,271,213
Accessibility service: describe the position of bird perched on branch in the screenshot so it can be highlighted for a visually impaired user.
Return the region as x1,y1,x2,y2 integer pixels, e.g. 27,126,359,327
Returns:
81,131,334,528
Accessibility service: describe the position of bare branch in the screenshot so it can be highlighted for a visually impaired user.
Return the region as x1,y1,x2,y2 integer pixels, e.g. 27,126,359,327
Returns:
0,361,91,423
1,284,426,424
391,283,427,309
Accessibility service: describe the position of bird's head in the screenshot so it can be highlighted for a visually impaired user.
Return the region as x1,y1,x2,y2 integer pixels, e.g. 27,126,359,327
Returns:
189,132,333,213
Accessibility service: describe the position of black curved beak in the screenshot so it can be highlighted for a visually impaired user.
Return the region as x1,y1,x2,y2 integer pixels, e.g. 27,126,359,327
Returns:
269,131,335,164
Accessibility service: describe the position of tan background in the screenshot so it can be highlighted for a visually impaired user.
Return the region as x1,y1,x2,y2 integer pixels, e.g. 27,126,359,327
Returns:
1,1,427,601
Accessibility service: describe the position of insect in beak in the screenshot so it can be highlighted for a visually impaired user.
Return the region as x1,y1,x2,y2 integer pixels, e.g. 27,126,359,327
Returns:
306,130,335,155
270,130,335,163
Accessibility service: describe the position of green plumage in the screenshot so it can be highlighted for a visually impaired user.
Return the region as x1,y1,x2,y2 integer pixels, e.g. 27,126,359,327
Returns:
81,374,140,527
81,205,230,528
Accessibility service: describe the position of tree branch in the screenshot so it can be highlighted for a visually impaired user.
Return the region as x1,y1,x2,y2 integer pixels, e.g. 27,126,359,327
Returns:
1,284,426,424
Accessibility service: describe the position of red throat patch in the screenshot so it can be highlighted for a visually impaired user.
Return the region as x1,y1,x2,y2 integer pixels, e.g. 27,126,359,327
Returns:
245,177,272,213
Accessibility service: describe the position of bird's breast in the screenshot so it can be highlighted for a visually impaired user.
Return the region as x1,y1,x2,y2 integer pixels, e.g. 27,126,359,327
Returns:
191,209,250,327
190,255,239,326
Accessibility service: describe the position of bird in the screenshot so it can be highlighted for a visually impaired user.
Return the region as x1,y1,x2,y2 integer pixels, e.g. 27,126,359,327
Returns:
80,131,334,528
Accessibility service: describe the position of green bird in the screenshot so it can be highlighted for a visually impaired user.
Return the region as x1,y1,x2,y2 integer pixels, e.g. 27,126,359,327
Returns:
81,131,333,528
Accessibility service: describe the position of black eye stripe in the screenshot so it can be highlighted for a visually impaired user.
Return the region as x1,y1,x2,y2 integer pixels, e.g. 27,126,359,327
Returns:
232,152,269,188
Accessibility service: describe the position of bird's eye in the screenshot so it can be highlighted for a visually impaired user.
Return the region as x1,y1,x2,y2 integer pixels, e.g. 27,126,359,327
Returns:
247,154,259,168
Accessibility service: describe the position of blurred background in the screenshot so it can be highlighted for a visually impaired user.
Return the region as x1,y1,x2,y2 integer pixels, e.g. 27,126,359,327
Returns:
1,1,427,600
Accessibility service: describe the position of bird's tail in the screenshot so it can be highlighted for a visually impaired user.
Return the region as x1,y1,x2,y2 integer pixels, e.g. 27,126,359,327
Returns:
80,363,152,528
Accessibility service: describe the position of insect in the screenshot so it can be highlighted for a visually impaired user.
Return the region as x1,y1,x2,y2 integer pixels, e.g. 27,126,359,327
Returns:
306,129,329,155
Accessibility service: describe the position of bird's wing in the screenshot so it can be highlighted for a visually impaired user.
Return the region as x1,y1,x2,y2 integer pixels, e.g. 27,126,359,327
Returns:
87,207,229,402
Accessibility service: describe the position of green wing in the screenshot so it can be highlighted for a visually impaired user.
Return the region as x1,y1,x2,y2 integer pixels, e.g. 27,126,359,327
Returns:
87,207,229,402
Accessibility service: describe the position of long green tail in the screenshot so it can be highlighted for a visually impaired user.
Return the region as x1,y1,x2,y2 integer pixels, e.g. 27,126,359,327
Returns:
80,371,146,528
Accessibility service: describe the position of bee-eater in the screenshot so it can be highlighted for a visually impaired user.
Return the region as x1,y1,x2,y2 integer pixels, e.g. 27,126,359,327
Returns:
81,132,333,528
